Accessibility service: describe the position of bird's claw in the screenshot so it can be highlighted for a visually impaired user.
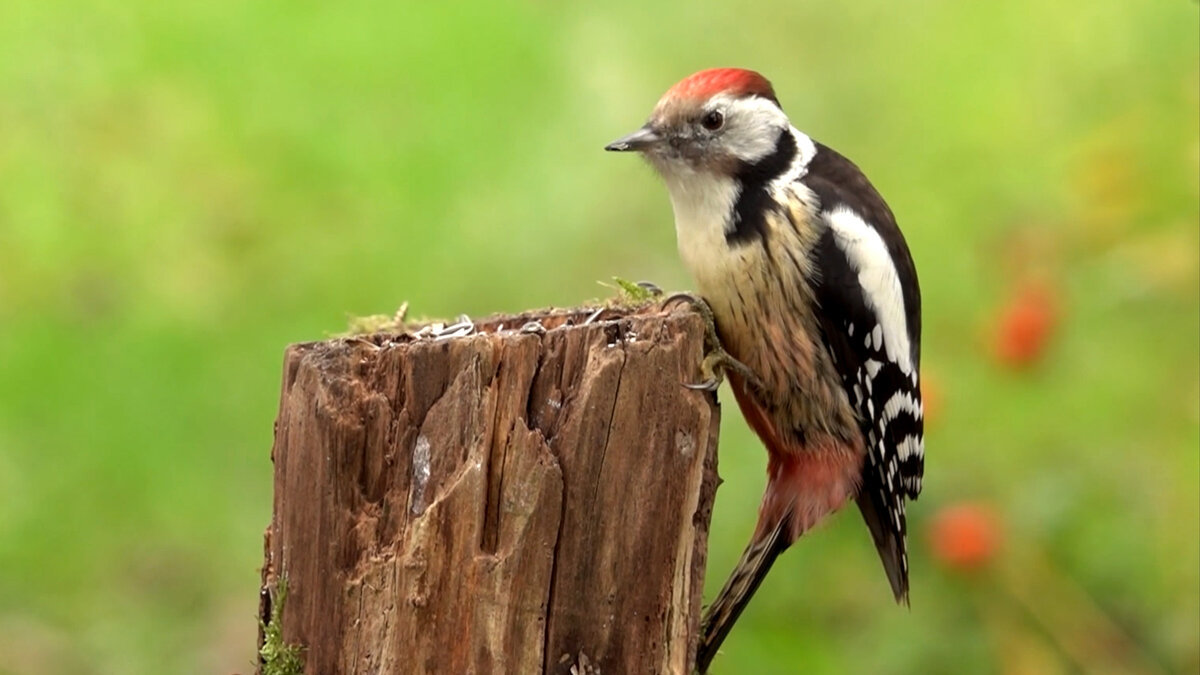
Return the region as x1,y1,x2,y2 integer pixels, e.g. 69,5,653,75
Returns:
661,292,716,333
684,379,720,392
662,292,764,392
687,349,763,391
636,280,664,297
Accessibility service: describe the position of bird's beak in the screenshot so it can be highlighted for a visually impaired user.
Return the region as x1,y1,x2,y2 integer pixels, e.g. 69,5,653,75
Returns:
605,125,661,152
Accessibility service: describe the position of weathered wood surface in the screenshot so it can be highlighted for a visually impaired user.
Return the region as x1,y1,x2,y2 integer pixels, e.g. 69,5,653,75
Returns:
259,303,721,674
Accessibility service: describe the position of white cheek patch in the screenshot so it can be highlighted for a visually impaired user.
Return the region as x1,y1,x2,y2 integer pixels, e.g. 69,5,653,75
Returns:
825,206,914,375
712,94,789,164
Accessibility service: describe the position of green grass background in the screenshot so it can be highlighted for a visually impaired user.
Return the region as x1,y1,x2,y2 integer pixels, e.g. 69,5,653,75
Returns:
0,1,1196,673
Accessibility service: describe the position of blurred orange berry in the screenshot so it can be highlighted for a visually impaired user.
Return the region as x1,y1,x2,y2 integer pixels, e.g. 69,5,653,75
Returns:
993,281,1059,369
929,502,1002,571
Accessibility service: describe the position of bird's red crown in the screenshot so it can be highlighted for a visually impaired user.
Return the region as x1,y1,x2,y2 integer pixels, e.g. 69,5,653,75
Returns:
664,68,779,105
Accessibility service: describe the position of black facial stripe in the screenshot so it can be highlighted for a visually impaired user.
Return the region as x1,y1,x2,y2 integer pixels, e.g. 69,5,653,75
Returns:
726,127,797,246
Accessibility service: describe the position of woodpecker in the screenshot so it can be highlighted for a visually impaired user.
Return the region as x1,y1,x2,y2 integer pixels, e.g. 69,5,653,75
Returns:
606,68,923,672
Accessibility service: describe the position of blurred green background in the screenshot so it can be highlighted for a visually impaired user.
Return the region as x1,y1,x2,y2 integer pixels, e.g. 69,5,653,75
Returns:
0,1,1196,673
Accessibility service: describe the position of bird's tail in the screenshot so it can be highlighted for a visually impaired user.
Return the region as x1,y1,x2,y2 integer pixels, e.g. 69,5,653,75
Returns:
855,486,910,605
695,514,791,674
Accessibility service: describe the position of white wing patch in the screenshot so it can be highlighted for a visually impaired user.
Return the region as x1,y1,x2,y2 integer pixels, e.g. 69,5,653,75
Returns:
896,434,923,461
881,390,923,425
825,206,915,376
864,359,882,379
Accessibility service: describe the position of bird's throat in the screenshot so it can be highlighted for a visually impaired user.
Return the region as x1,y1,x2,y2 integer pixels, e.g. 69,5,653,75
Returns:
665,170,745,289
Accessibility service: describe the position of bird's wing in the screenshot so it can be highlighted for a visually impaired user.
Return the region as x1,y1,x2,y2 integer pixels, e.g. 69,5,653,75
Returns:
801,144,924,602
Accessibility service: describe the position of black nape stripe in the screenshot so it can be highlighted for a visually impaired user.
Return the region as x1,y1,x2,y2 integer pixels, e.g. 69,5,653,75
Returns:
726,127,797,246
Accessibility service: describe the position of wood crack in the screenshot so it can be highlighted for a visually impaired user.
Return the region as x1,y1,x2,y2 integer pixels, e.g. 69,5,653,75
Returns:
262,305,719,674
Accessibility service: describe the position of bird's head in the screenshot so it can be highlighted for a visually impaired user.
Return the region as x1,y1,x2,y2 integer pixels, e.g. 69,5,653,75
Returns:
605,68,792,180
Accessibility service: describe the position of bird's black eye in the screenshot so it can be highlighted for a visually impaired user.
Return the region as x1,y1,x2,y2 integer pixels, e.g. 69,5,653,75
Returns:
701,110,724,131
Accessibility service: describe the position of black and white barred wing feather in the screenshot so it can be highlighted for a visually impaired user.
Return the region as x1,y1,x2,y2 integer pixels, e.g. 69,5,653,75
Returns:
804,144,924,602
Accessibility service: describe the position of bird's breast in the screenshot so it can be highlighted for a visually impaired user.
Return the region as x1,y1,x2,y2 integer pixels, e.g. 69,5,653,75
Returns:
672,193,861,450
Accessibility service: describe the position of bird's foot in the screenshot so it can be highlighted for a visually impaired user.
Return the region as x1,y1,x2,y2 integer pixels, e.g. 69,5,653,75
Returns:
662,292,763,392
634,280,664,297
610,277,664,304
686,349,762,392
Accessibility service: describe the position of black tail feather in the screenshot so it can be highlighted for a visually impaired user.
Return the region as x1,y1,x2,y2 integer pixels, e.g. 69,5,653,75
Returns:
696,516,791,674
855,491,910,605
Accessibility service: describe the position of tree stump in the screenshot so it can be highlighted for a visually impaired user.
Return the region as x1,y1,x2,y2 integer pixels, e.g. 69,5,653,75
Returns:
259,303,721,675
